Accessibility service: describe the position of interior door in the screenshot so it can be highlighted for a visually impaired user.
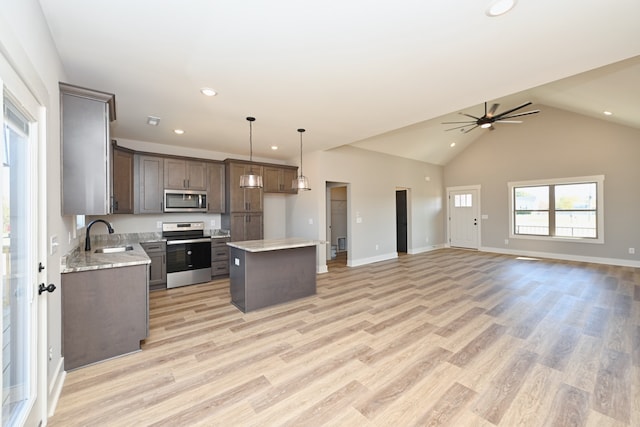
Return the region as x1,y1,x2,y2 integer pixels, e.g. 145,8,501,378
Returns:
1,80,46,426
449,188,480,249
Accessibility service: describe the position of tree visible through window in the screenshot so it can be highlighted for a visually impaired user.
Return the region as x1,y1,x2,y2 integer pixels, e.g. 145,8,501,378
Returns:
509,176,603,243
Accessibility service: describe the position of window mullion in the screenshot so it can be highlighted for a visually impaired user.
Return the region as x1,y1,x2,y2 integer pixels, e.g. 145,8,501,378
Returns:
549,185,555,236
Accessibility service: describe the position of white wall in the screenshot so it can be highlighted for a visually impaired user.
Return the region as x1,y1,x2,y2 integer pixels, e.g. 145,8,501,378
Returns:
287,146,445,270
444,105,640,266
0,0,70,415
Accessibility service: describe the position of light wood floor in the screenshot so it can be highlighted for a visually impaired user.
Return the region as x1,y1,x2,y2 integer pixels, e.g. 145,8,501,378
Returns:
49,249,640,426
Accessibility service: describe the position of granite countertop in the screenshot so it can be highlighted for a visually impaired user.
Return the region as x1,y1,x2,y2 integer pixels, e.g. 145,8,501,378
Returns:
227,237,319,253
61,243,150,273
61,229,231,273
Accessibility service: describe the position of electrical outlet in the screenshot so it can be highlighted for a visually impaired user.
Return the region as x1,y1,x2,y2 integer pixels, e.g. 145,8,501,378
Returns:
156,221,162,229
49,235,59,255
210,219,216,228
375,244,379,250
504,239,509,245
629,248,635,254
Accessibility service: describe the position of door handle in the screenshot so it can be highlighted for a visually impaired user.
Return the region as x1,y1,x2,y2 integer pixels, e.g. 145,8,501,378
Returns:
38,283,56,295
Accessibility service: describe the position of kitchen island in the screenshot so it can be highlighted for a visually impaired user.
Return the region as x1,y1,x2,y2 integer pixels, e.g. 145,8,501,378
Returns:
227,238,318,312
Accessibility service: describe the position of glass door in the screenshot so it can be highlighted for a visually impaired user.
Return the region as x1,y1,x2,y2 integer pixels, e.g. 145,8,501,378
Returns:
1,90,42,425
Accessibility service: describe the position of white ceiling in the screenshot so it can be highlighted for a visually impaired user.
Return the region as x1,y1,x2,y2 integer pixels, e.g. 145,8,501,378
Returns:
38,0,640,165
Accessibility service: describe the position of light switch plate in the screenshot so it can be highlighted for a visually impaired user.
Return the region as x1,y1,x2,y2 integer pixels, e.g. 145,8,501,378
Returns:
234,258,240,266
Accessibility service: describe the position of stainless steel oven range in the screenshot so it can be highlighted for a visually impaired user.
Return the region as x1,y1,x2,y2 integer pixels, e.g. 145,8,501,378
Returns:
162,222,211,289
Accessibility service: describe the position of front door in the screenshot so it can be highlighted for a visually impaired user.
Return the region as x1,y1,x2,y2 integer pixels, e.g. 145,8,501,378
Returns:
448,188,480,249
1,64,47,426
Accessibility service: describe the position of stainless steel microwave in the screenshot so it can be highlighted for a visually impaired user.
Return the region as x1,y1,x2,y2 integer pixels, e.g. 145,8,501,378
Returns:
164,190,207,212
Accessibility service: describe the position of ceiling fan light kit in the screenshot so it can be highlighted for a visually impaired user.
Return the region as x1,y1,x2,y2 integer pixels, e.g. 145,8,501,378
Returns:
442,101,540,133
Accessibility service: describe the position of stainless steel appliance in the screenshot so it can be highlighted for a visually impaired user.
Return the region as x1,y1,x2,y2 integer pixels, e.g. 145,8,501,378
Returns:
164,189,207,212
162,222,211,288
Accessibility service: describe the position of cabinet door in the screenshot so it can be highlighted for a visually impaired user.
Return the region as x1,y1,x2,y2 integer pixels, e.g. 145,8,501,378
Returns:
244,165,263,211
207,163,225,213
282,168,298,194
136,155,164,213
245,213,263,240
229,213,247,241
148,252,166,288
186,161,207,190
164,158,187,189
228,163,247,211
263,166,282,193
61,88,113,215
112,147,134,213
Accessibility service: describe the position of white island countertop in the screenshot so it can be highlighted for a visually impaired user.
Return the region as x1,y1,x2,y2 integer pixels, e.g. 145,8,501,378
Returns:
227,237,319,253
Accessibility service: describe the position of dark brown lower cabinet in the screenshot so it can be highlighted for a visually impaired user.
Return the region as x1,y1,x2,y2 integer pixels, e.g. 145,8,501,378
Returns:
62,264,148,370
141,241,167,290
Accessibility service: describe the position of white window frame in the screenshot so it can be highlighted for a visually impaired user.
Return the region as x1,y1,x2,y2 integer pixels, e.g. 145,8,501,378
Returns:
508,175,604,244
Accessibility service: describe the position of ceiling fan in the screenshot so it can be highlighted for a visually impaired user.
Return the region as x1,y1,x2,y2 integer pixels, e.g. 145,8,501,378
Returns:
442,101,540,133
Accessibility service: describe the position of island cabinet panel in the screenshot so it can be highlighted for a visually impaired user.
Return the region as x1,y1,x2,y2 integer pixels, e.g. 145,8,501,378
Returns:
134,154,164,214
164,158,207,190
112,145,134,214
62,264,149,370
207,162,225,213
229,244,316,312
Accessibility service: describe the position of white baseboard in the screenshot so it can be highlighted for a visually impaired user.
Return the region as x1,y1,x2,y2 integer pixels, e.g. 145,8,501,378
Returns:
348,252,397,267
47,357,66,418
317,264,328,274
480,246,640,268
409,244,446,255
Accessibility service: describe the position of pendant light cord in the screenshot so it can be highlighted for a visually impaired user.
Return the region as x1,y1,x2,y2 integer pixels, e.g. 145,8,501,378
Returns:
298,128,305,176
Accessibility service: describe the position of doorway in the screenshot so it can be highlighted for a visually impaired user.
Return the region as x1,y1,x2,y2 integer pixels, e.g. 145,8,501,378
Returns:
396,189,407,253
447,186,480,249
326,183,348,269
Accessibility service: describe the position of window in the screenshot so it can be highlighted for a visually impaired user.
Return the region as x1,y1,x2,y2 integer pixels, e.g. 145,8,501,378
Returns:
454,193,473,207
509,175,604,243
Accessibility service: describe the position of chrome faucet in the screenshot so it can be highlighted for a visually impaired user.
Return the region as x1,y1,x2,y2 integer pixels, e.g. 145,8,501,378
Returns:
85,219,115,251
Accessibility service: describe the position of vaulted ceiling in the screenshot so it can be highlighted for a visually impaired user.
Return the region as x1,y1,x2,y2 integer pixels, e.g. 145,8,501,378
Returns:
39,0,640,165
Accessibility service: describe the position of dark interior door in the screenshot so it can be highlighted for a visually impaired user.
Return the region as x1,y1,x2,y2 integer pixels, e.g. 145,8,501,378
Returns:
396,190,407,253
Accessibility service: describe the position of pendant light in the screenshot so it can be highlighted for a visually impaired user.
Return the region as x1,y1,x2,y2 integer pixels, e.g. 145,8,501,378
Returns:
239,116,263,188
292,128,311,191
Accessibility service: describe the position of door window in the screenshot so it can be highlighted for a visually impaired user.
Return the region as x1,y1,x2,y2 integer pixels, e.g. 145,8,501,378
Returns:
2,98,35,426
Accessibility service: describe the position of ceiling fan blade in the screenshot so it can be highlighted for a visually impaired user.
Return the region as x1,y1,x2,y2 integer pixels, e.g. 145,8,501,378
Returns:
463,125,479,133
492,101,533,120
441,120,477,124
499,110,540,119
487,103,499,117
445,123,476,131
495,120,523,124
460,112,480,120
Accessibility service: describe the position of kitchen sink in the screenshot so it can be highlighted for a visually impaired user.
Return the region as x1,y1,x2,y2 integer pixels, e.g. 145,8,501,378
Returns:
94,245,134,254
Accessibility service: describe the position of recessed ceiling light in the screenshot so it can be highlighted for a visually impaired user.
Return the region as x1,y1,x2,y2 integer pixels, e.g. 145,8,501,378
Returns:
450,142,456,148
486,0,517,17
603,111,613,116
147,116,160,126
200,87,217,97
173,129,185,135
271,145,278,150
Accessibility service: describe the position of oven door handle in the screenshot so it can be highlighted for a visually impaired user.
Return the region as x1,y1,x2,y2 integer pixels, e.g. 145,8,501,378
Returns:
166,238,212,245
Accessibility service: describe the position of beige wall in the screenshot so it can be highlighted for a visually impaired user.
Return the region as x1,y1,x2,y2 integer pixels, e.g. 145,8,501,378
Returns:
444,105,640,264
